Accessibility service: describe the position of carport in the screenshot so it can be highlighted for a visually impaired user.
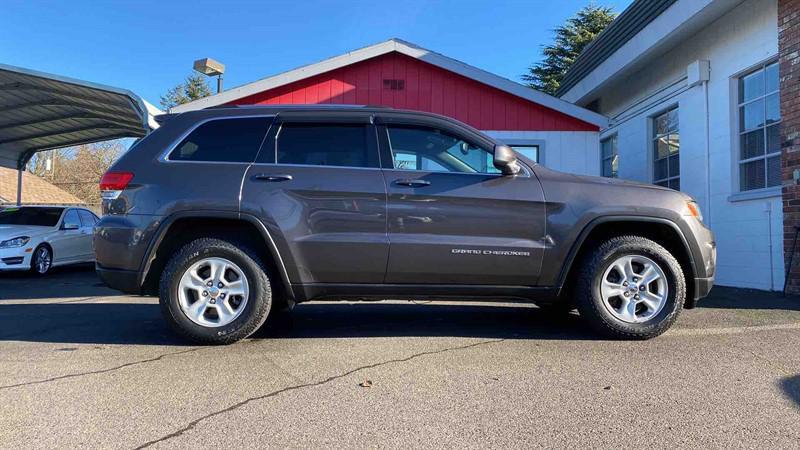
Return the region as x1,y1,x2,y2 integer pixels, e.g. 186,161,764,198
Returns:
0,63,159,205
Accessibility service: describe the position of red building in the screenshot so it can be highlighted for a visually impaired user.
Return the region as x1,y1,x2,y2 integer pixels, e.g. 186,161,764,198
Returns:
173,39,607,174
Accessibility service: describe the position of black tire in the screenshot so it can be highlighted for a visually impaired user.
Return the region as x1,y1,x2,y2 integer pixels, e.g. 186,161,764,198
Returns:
30,244,52,275
159,237,272,345
574,235,685,340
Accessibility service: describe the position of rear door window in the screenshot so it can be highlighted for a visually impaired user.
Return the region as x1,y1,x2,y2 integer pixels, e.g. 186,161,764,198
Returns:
78,210,98,227
169,117,271,163
276,124,378,168
62,210,81,229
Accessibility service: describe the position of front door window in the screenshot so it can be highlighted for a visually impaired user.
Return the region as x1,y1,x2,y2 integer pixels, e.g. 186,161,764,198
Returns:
386,125,499,174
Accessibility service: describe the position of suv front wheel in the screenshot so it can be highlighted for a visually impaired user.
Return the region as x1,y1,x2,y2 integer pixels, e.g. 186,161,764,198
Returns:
574,235,685,339
159,237,272,344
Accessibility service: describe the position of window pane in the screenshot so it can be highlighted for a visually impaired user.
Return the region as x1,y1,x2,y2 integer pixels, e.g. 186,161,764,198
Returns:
668,154,680,177
767,155,781,188
170,118,269,162
767,124,781,155
654,158,668,181
421,157,448,171
655,180,669,188
766,93,780,125
511,145,538,163
668,133,680,154
740,100,765,131
278,124,375,168
387,126,494,173
741,129,766,160
654,113,669,135
602,158,613,177
668,178,680,190
740,69,765,102
78,210,97,227
740,159,766,191
601,139,611,158
446,141,498,173
394,152,417,170
611,154,619,177
655,136,671,159
766,62,779,93
63,210,80,229
653,108,679,188
667,108,679,132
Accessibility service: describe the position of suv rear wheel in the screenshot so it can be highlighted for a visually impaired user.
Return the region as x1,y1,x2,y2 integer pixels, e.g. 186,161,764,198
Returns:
574,235,685,339
159,237,272,344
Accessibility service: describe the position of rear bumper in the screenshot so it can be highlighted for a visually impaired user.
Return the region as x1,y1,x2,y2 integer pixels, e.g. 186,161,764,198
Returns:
96,265,142,295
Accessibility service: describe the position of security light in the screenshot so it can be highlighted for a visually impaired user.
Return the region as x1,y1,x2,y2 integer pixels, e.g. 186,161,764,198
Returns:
193,58,225,93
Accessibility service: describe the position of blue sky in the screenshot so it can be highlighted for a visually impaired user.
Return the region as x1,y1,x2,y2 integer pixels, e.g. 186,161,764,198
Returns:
1,0,632,108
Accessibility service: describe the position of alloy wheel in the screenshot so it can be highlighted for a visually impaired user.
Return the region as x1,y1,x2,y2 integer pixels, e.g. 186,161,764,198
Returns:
177,257,250,327
599,254,668,323
35,247,51,274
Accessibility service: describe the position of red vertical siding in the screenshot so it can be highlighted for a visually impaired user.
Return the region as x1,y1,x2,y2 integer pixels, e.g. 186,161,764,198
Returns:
231,52,598,132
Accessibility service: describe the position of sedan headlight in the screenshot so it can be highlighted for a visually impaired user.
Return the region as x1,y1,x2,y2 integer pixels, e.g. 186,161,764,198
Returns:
0,236,30,248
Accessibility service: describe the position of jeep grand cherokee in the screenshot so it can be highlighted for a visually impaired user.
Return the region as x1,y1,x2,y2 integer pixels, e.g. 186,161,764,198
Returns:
94,105,715,344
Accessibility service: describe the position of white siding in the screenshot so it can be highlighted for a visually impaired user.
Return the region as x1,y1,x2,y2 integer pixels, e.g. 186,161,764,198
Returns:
595,0,781,290
484,131,601,176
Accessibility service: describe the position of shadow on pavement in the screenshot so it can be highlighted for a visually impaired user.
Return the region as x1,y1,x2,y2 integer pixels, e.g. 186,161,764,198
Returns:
0,264,121,300
696,286,800,311
257,302,593,340
0,302,189,346
780,375,800,409
0,301,594,346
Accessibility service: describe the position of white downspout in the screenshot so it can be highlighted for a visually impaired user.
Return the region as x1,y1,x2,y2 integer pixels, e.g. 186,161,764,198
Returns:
702,78,712,225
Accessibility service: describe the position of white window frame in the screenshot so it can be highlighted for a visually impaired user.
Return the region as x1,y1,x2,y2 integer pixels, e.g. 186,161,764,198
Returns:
499,138,544,165
736,59,781,192
601,134,618,178
651,105,680,189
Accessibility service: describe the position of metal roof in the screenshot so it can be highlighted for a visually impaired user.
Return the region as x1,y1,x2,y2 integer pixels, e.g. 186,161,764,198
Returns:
556,0,677,97
0,63,159,170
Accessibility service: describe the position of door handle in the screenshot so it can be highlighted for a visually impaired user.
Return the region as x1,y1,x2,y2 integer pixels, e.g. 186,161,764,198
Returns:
393,178,431,187
253,174,293,182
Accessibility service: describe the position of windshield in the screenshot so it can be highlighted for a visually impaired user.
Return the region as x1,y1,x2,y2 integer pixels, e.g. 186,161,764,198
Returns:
0,207,64,227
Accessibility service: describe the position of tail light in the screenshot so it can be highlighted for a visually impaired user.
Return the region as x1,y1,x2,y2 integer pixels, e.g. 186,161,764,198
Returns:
99,171,134,200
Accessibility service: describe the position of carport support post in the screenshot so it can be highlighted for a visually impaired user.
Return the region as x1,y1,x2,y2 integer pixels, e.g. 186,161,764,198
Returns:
16,164,22,206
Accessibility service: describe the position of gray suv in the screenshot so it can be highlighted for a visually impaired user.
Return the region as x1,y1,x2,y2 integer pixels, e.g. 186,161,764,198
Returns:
94,105,715,344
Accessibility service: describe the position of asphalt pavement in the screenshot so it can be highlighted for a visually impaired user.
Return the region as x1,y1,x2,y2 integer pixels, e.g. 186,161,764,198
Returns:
1,266,799,448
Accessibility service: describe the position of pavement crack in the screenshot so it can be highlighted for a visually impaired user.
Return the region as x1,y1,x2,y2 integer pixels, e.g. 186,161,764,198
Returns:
136,337,505,449
0,347,203,391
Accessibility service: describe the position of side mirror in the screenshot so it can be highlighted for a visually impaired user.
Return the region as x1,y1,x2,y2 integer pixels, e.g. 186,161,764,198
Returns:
493,144,521,176
62,223,79,231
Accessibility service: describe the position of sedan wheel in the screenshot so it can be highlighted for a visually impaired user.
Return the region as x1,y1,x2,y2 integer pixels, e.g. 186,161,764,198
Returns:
32,246,52,275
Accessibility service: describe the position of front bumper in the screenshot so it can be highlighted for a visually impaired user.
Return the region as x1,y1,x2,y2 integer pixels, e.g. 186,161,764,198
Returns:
96,264,142,294
694,276,715,300
0,247,32,271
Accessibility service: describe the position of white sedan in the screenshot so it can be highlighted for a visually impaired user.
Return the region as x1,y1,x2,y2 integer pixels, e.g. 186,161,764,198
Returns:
0,205,98,275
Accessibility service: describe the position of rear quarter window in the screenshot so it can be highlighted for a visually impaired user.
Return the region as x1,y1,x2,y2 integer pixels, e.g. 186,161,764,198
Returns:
168,117,271,163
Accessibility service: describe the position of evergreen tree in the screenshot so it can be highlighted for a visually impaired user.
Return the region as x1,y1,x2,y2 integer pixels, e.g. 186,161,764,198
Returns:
523,5,617,95
160,73,212,109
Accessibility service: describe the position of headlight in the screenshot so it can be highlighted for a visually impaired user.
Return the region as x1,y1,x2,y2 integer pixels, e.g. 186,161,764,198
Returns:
686,201,703,222
0,236,30,248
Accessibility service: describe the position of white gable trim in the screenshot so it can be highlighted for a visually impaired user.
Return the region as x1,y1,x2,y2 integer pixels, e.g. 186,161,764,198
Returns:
170,39,607,128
